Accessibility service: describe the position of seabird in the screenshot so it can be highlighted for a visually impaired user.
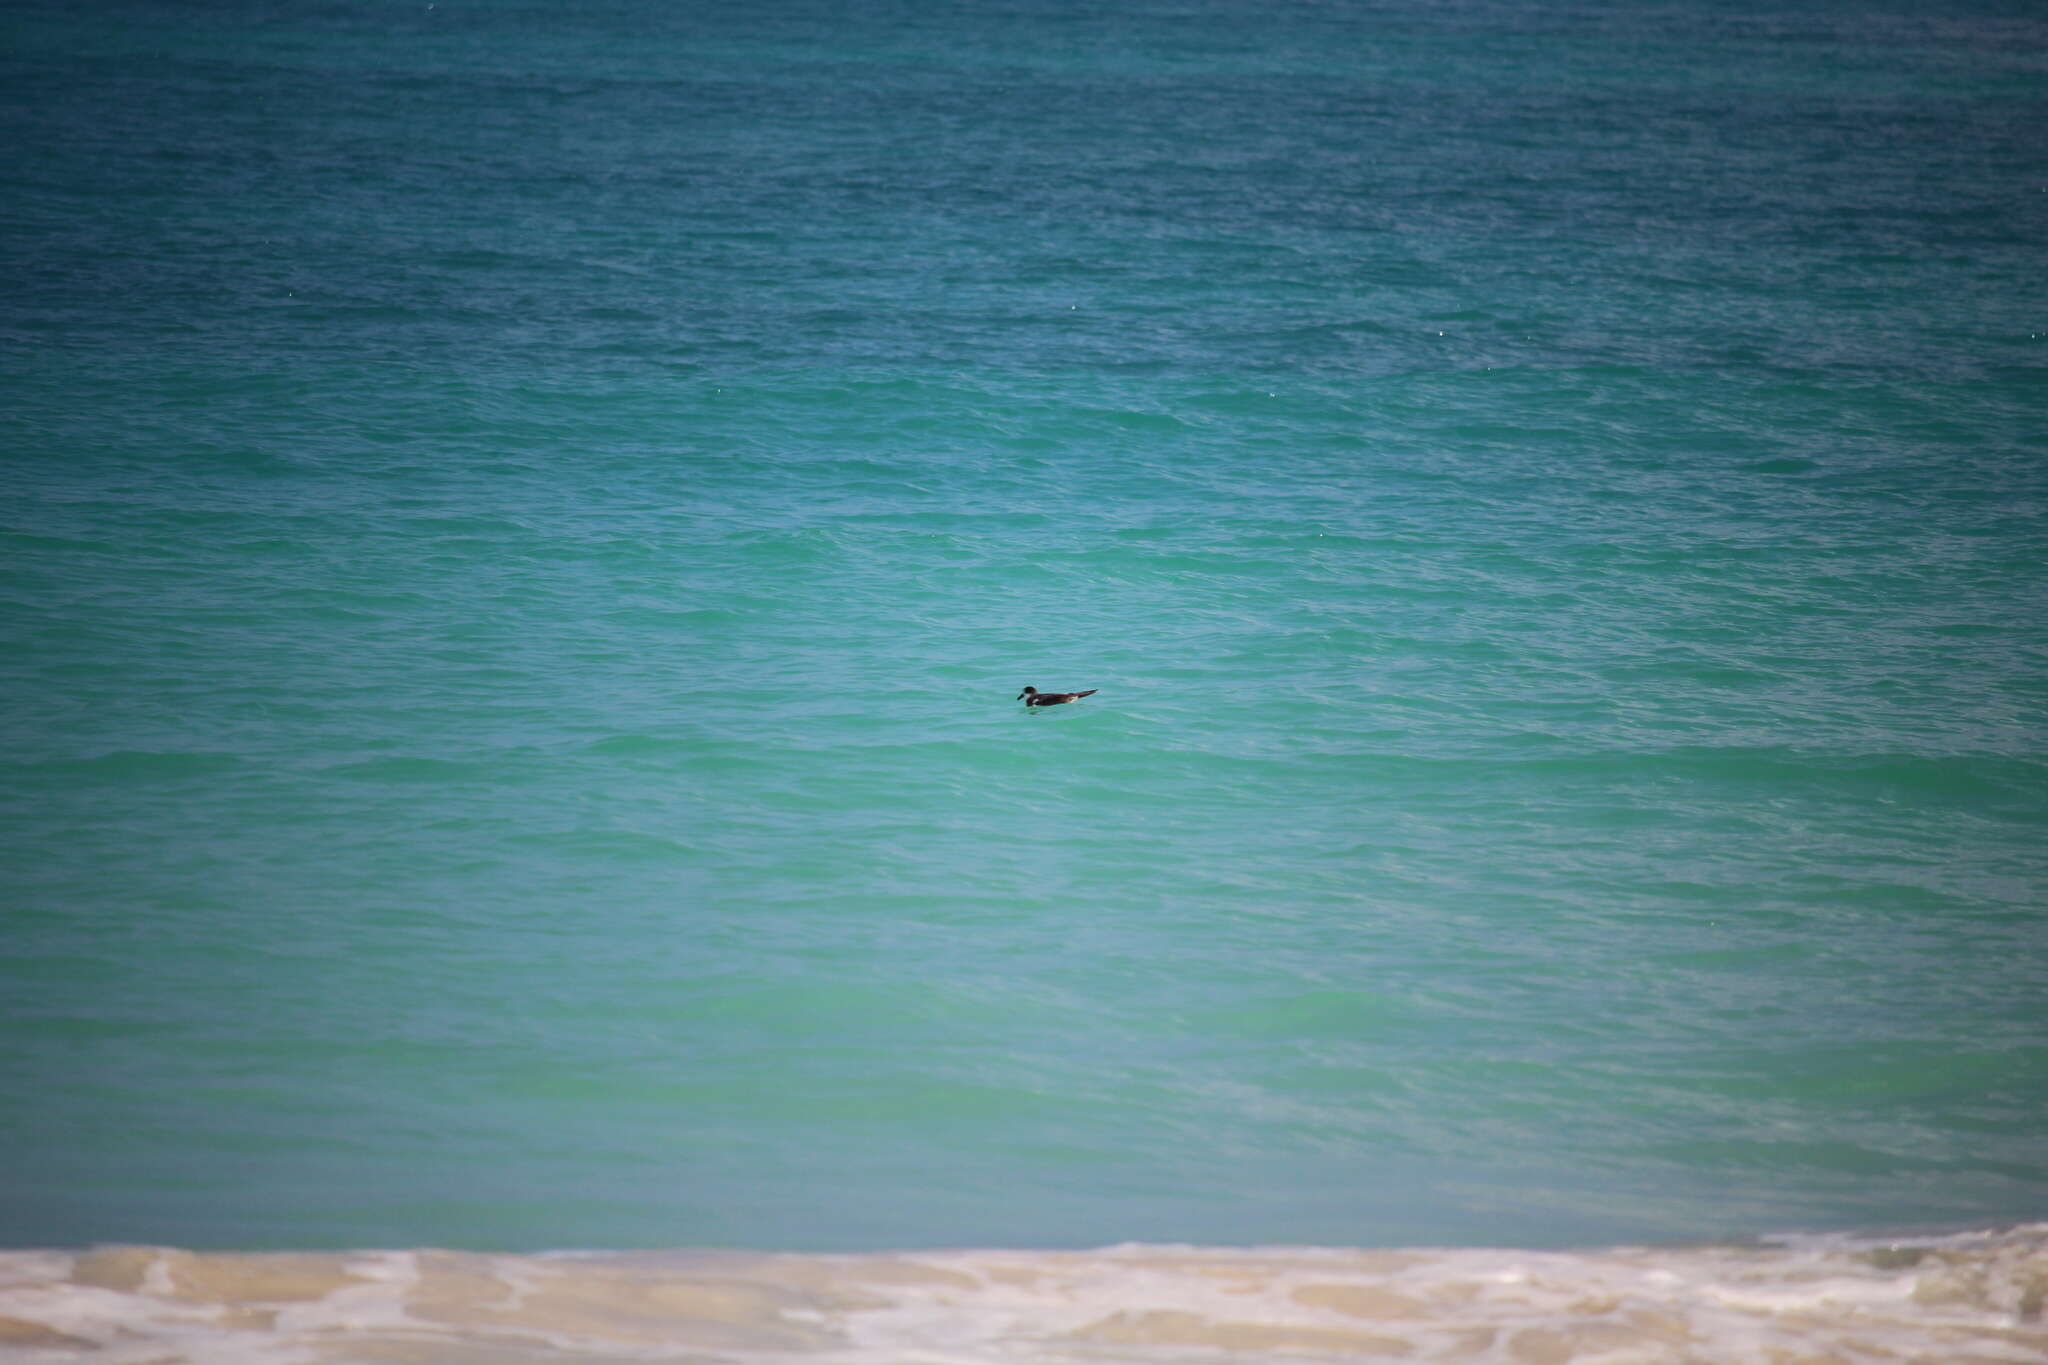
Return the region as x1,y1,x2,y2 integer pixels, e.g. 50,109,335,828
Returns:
1018,686,1098,707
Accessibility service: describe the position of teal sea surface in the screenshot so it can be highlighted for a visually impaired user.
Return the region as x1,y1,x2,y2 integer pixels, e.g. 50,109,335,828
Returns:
4,0,2047,1291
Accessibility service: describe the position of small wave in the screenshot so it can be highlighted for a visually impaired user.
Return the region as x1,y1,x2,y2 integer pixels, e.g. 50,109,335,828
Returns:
325,756,498,783
1,1227,2040,1363
527,827,701,861
0,750,242,783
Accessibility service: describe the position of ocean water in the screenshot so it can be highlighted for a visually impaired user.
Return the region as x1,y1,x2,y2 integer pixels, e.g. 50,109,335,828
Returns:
4,0,2048,1359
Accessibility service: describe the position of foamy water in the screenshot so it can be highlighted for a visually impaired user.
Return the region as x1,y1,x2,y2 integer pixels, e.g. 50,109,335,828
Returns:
2,1228,2045,1363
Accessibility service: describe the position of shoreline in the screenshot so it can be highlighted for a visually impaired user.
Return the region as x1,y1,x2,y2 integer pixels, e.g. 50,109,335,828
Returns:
2,1223,2042,1362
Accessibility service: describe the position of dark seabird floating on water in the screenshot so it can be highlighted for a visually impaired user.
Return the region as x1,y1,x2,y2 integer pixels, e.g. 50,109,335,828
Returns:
1018,686,1098,707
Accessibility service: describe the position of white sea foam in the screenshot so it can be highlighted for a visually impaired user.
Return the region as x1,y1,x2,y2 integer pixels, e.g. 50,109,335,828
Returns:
0,1226,2042,1363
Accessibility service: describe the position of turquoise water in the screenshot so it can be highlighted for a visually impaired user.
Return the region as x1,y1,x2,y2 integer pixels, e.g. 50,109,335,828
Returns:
3,0,2046,1263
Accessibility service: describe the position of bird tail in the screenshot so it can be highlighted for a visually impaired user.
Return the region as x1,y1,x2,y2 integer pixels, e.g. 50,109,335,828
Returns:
1075,690,1098,698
